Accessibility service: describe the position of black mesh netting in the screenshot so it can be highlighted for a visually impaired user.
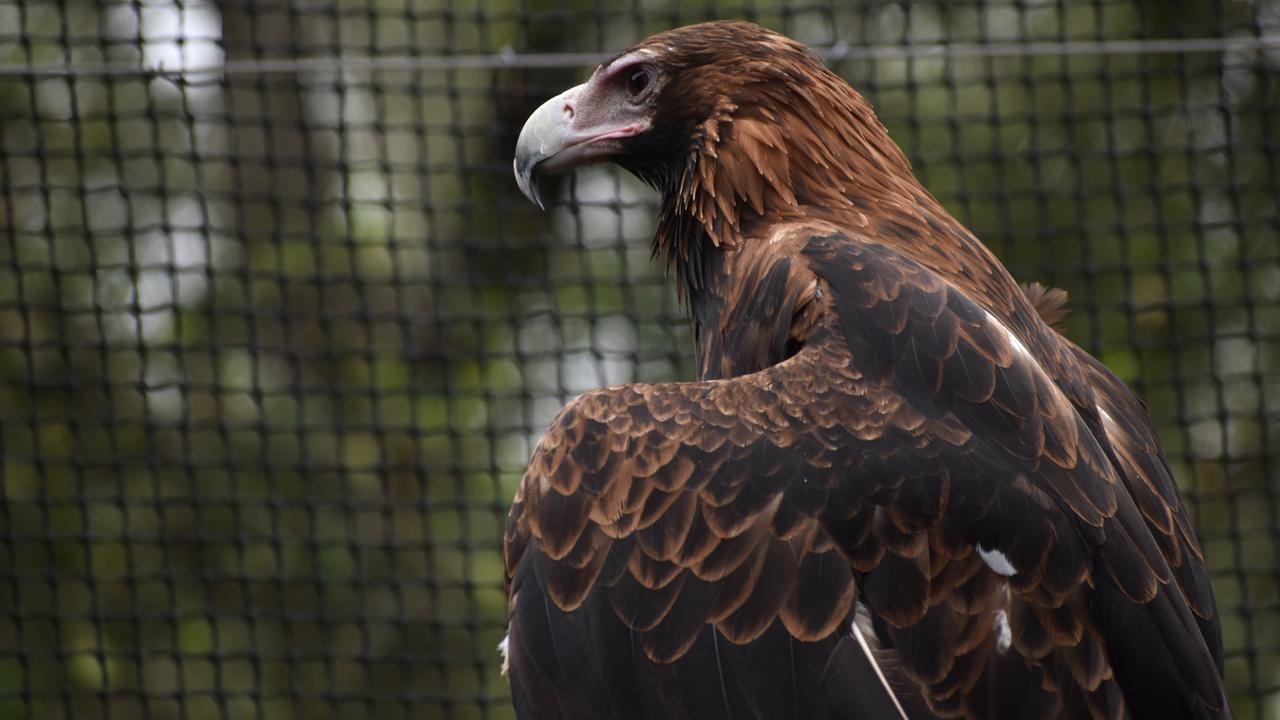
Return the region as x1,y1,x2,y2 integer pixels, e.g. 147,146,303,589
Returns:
1,1,1278,718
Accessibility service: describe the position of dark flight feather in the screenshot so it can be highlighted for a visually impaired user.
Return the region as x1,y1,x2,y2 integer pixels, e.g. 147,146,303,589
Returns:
506,20,1229,720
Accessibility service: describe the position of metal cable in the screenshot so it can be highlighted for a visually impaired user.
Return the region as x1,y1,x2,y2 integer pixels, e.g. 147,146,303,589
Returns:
1,35,1277,77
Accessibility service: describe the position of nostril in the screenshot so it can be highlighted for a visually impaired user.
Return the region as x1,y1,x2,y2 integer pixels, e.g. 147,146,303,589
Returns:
563,103,574,120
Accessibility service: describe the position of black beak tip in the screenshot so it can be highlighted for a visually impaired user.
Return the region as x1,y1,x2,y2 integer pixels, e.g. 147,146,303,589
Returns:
514,156,547,211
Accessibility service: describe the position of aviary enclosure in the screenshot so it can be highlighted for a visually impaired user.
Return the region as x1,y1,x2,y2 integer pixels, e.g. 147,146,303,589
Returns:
0,1,1277,718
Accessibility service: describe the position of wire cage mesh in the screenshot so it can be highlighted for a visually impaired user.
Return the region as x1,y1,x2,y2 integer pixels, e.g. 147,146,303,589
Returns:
0,1,1278,718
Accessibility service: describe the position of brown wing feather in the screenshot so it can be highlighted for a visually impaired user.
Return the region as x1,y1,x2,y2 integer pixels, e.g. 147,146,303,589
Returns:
802,228,1224,719
506,342,854,662
1022,281,1223,669
1022,282,1071,331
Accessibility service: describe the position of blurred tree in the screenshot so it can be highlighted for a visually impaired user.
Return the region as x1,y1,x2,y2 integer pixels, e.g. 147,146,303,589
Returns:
0,1,1276,719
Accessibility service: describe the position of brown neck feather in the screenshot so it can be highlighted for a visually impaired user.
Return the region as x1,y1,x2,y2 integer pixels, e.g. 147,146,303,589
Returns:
654,63,1015,310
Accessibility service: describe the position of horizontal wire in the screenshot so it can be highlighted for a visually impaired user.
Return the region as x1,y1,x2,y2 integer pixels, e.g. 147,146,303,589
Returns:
0,34,1277,78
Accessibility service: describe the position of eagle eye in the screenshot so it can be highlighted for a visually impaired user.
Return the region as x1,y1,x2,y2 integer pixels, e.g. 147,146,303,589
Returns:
626,67,652,98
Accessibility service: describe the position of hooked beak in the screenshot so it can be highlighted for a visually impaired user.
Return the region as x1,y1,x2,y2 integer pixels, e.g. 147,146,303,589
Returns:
513,83,648,210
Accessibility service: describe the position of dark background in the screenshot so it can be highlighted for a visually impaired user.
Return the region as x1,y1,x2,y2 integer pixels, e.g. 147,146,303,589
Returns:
1,1,1277,718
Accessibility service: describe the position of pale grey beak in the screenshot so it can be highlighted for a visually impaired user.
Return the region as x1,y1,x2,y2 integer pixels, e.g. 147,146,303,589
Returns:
513,86,581,210
512,82,648,210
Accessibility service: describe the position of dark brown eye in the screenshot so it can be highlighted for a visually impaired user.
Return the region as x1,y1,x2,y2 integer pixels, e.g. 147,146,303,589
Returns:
626,67,652,97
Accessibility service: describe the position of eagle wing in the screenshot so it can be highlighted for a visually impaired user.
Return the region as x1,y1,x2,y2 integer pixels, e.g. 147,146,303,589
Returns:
504,224,1226,720
504,338,919,720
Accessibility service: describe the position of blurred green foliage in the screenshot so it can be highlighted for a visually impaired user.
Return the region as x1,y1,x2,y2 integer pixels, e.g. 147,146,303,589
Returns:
0,1,1277,718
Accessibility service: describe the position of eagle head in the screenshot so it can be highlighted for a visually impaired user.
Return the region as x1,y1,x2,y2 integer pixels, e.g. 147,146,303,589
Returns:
515,22,826,205
514,21,918,280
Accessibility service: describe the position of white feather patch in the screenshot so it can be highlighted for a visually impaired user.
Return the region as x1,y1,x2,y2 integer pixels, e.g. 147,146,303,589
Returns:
499,634,510,676
994,609,1012,653
978,545,1017,576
